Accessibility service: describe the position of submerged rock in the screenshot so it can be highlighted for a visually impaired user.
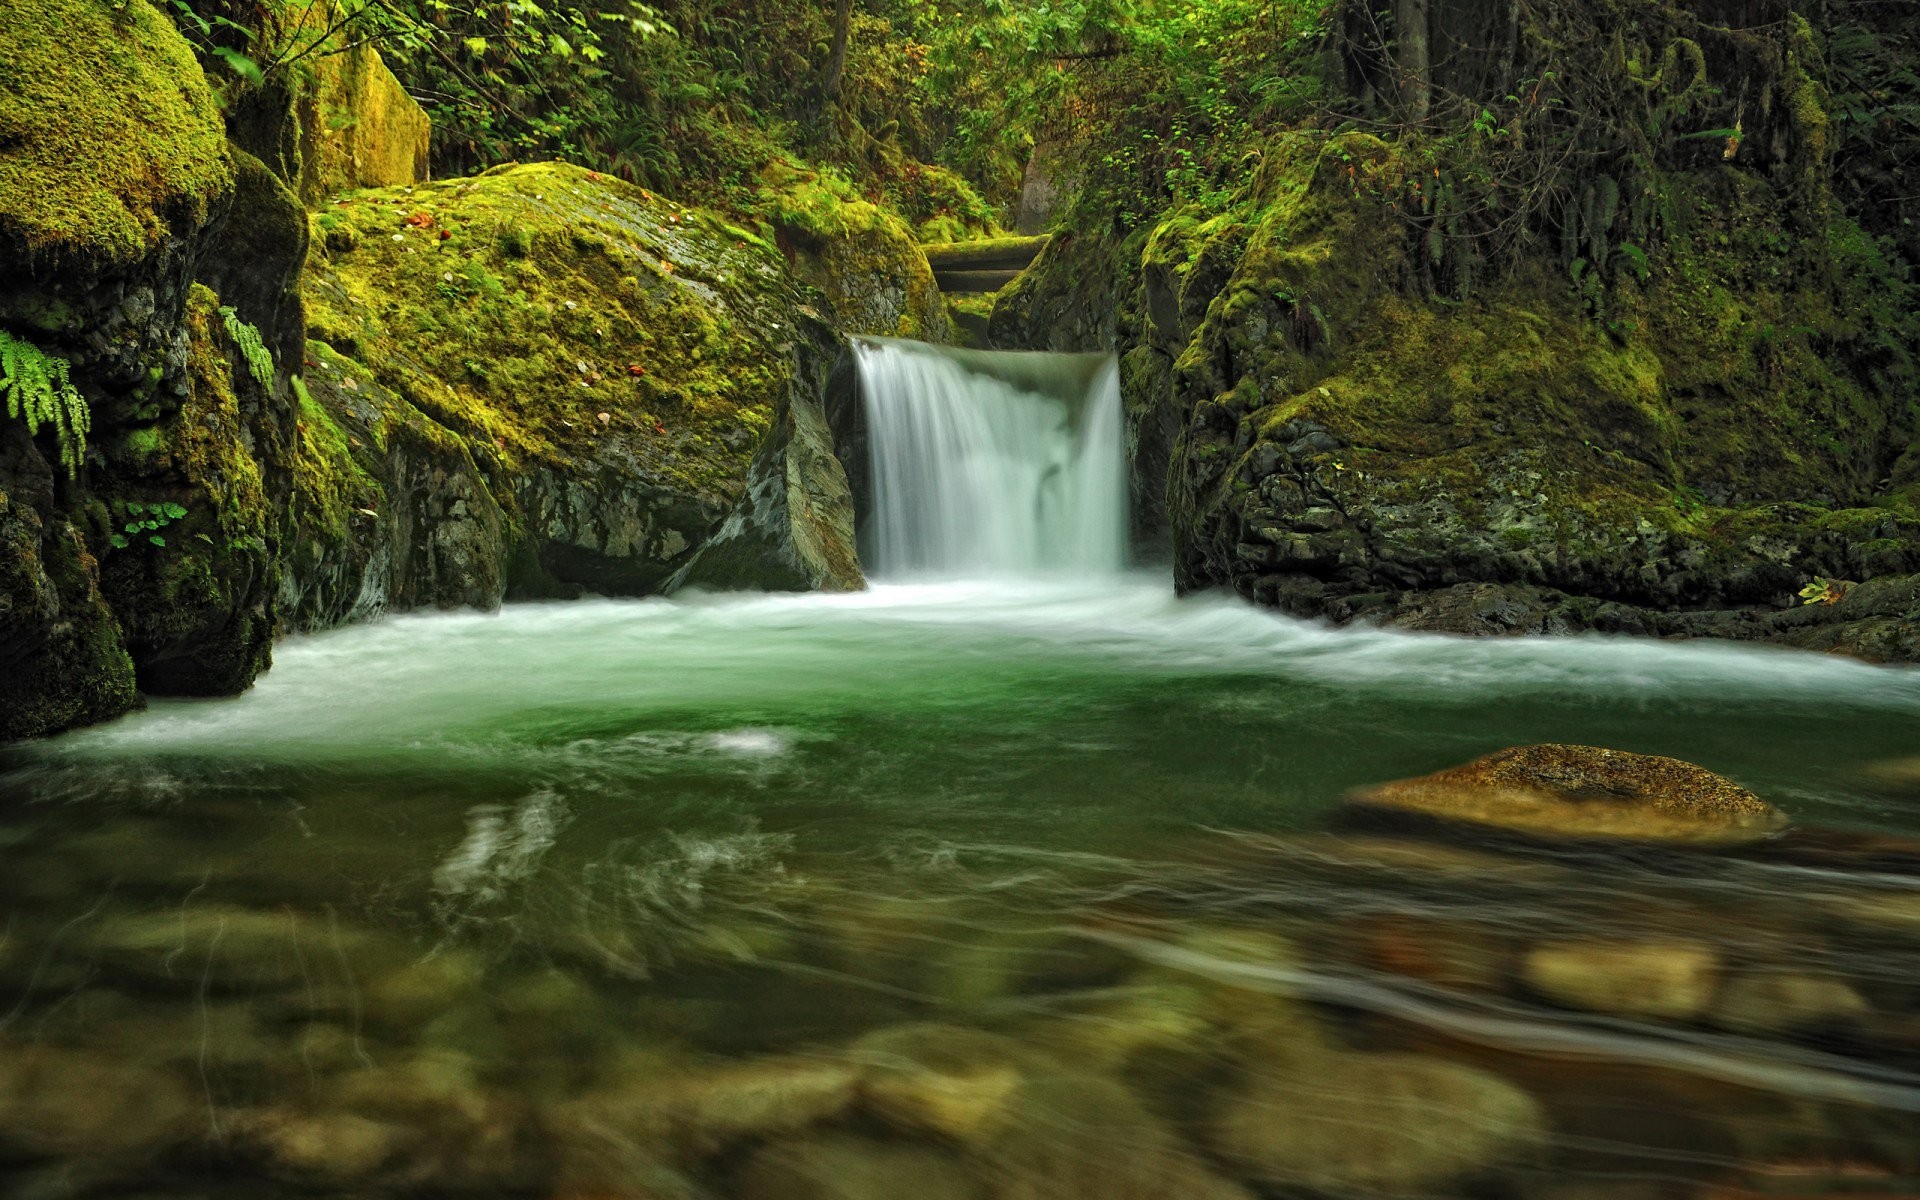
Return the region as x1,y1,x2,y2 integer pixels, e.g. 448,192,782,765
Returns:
737,1135,985,1200
556,1048,861,1163
1345,744,1788,845
852,1023,1036,1142
0,1040,197,1158
1521,937,1722,1021
1711,970,1871,1034
1207,1047,1546,1196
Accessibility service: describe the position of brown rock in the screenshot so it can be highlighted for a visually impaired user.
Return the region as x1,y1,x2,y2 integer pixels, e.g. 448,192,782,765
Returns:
737,1135,984,1200
1522,938,1721,1021
1346,744,1787,845
1711,971,1871,1034
1208,1046,1546,1195
0,1041,197,1157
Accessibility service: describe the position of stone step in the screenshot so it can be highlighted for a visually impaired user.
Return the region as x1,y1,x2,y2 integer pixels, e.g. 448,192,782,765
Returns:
933,268,1022,294
922,235,1050,273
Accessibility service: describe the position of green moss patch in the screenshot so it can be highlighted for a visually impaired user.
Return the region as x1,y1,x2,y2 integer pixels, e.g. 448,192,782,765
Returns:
0,0,232,265
304,161,813,504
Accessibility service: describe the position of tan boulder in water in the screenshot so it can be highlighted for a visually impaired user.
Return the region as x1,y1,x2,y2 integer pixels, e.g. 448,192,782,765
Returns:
1345,744,1787,845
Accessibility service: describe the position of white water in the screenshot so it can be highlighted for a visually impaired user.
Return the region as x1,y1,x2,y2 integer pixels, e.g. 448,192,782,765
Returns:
857,338,1128,578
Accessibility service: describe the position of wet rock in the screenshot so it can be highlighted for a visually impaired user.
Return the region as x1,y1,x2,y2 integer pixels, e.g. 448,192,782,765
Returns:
1346,744,1788,845
228,1108,419,1182
1207,1047,1546,1196
1711,971,1870,1034
1033,982,1217,1073
1819,892,1920,939
322,1047,537,1188
363,948,488,1029
737,1134,985,1200
1865,756,1920,795
669,384,865,594
852,1023,1036,1142
560,1048,861,1161
80,903,379,991
1522,938,1722,1021
983,1071,1254,1200
1348,914,1513,992
0,1040,198,1157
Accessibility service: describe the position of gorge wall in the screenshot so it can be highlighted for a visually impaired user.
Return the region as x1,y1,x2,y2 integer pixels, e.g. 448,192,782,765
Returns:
991,9,1920,661
0,0,912,740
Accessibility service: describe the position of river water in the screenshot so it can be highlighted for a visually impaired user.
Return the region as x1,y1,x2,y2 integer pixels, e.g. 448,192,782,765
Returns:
1,342,1918,1198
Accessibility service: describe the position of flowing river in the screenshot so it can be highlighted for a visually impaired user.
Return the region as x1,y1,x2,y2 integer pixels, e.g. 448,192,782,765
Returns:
1,341,1918,1198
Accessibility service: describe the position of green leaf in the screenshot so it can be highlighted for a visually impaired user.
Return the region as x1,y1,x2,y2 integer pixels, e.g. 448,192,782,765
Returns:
126,501,147,515
109,534,128,549
149,535,166,547
463,35,489,55
162,502,187,520
211,46,264,86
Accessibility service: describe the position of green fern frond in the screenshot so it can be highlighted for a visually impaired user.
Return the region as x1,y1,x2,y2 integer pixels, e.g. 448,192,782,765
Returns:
0,331,90,477
218,306,275,388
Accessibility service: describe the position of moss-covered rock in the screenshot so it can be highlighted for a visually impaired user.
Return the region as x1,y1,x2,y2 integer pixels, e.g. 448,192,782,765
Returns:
293,26,431,206
293,161,865,615
759,161,948,341
0,0,231,270
0,430,138,741
96,286,291,695
1002,126,1920,658
1346,744,1788,845
0,0,263,736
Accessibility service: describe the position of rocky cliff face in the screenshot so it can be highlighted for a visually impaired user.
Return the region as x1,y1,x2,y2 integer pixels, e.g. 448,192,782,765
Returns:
2,7,877,740
994,127,1920,660
0,0,284,738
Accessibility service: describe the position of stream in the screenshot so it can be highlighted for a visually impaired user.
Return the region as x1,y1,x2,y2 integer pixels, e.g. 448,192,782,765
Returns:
1,341,1917,1198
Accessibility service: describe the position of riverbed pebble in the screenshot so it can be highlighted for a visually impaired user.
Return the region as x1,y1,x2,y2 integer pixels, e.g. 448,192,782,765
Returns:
1522,937,1722,1020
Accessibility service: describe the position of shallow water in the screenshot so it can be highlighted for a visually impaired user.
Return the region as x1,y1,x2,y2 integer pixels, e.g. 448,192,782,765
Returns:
3,578,1920,1199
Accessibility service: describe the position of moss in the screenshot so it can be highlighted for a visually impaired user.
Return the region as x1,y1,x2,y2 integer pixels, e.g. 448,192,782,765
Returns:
304,161,814,505
96,285,278,695
0,0,232,265
289,371,380,545
756,158,947,339
1138,121,1920,614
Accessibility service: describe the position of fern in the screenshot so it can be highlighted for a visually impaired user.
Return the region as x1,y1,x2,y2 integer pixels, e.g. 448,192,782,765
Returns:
0,331,89,477
218,306,275,388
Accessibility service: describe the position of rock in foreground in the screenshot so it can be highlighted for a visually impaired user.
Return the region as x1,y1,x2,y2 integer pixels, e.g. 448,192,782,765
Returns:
1345,744,1787,845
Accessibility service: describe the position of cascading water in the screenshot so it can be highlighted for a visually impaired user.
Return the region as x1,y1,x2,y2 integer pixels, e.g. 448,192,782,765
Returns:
855,337,1128,579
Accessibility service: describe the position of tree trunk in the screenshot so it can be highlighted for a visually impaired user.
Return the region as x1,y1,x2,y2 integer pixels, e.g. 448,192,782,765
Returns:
1396,0,1432,123
819,0,856,112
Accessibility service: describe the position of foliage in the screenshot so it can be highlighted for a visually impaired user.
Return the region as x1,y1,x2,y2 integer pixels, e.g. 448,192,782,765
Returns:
907,0,1334,227
0,331,89,477
1798,576,1849,606
110,500,189,550
218,305,276,387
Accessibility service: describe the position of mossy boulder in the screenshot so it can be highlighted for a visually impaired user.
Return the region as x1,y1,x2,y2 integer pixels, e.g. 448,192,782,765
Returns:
0,434,138,741
294,35,431,206
759,161,948,341
1345,744,1788,845
294,161,864,614
0,0,231,270
1003,126,1920,657
0,0,280,736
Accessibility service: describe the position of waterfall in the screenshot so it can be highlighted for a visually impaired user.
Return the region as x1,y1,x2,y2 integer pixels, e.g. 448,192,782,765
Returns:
856,338,1128,579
